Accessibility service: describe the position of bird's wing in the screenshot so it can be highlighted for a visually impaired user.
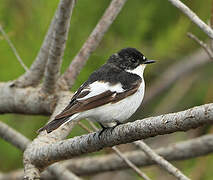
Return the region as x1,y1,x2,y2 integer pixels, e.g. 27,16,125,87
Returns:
54,79,142,120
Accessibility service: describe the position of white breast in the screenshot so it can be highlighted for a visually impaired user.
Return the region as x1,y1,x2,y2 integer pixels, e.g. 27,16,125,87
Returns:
77,79,145,125
70,64,146,126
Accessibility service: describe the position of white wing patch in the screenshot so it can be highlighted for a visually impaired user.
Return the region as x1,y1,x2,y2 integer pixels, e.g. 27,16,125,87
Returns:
77,81,124,101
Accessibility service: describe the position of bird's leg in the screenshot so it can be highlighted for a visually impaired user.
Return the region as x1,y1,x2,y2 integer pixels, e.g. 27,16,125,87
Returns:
98,123,109,138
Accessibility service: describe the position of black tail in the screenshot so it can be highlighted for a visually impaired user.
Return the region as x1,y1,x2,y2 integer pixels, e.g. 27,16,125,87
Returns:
37,117,69,133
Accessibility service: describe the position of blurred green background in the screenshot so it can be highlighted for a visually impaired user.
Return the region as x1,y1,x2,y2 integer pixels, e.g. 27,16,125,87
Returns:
0,0,213,179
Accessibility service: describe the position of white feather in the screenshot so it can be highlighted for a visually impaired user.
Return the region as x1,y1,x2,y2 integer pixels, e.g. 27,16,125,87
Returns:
77,81,124,100
126,64,146,78
77,79,145,125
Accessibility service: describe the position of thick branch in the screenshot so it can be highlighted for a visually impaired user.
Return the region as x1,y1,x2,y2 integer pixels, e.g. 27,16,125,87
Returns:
25,103,213,169
143,49,211,105
0,83,55,115
42,0,76,94
168,0,213,39
58,0,127,89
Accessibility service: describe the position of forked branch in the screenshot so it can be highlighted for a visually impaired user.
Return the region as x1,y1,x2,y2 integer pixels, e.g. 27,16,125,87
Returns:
168,0,213,39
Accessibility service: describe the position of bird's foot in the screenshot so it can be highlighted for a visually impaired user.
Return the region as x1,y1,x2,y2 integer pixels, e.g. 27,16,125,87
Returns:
110,121,122,134
97,123,109,138
97,122,122,138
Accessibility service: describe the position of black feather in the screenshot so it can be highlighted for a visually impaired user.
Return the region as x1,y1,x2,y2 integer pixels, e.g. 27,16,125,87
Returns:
37,117,69,133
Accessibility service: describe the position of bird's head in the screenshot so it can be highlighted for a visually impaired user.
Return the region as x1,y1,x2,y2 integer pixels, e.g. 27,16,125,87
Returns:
108,47,155,71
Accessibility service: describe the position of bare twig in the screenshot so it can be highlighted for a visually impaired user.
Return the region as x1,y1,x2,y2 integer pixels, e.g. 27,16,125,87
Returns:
134,140,190,180
168,0,213,39
42,0,76,94
58,0,127,89
187,32,213,59
0,25,28,71
0,121,30,151
12,8,56,88
78,122,93,133
112,146,151,180
24,103,213,171
48,163,82,180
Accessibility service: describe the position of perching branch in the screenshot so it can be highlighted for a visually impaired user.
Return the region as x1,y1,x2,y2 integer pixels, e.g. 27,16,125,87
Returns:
134,141,190,180
24,103,213,171
58,0,127,89
42,0,76,94
168,0,213,39
0,25,28,72
4,134,213,178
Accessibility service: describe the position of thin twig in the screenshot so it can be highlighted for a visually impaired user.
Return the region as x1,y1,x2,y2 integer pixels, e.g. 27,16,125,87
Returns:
0,121,30,151
78,122,93,133
134,140,190,180
187,32,213,59
112,146,151,180
58,0,127,89
168,0,213,39
42,0,76,94
0,25,28,71
12,7,56,87
86,121,151,180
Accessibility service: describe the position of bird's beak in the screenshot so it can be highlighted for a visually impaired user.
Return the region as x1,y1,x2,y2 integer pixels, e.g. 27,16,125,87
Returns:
143,59,155,64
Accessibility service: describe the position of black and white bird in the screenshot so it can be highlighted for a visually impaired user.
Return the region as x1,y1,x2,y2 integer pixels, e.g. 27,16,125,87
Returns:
38,47,155,134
